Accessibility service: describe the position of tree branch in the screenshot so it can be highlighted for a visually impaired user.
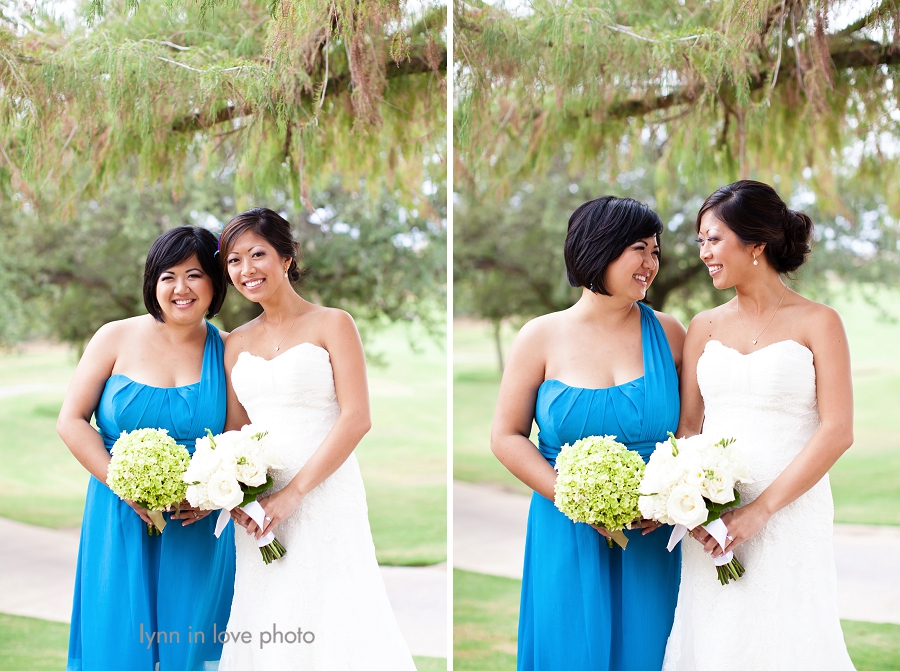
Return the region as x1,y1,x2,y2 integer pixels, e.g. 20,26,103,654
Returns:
604,36,900,120
170,42,447,133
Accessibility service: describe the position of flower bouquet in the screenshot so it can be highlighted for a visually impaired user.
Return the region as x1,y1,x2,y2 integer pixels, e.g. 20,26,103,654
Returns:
184,425,287,564
107,428,192,535
554,435,646,549
638,432,753,585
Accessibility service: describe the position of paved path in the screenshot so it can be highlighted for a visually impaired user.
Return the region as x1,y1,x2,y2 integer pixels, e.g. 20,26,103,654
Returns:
454,479,900,625
0,516,447,658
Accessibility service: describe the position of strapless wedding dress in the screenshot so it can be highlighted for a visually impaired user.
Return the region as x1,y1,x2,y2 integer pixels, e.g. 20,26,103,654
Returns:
218,343,416,670
663,339,855,671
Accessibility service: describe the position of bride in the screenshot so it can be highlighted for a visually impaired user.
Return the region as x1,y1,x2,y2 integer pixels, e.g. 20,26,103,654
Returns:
216,208,416,669
663,180,856,670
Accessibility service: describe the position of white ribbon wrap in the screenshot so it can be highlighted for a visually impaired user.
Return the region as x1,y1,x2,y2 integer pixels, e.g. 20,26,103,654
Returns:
666,518,734,566
214,500,276,547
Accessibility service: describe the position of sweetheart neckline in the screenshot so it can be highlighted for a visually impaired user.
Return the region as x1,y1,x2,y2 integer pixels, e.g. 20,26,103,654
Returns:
237,341,330,363
705,339,813,358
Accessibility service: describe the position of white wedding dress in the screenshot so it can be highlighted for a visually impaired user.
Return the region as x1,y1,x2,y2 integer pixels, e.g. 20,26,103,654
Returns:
218,343,416,670
663,339,855,671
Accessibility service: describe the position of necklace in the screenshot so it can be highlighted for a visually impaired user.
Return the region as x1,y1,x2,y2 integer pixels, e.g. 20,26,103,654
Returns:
737,284,788,345
262,301,304,351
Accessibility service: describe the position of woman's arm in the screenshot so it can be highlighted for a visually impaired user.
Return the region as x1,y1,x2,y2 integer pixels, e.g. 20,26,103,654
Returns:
713,305,853,557
253,309,371,538
56,322,154,526
676,313,709,439
490,318,558,502
56,323,120,483
223,332,252,432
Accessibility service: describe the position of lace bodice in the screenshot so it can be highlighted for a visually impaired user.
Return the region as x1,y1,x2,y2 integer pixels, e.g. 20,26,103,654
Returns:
231,342,341,475
697,339,820,483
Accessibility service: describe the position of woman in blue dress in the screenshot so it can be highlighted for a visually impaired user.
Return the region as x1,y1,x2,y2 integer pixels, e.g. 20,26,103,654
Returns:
491,196,685,671
57,226,236,671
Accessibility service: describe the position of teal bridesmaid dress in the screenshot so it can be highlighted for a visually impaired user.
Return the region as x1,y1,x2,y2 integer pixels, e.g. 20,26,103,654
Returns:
518,302,681,671
67,322,235,671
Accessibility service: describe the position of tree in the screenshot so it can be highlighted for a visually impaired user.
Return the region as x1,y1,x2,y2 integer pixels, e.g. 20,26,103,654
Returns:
0,0,446,208
454,0,900,337
0,164,445,349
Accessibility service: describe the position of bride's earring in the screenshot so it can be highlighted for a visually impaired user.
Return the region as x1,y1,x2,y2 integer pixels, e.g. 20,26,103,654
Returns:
753,255,758,266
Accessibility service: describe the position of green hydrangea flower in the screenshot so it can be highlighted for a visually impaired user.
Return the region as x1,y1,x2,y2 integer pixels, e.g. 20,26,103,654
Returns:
554,435,646,534
107,428,191,512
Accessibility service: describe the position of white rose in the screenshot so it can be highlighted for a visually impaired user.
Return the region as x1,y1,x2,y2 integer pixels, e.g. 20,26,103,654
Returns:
234,456,268,487
638,495,658,520
666,484,709,529
207,471,244,510
702,472,736,504
184,448,221,484
185,483,211,509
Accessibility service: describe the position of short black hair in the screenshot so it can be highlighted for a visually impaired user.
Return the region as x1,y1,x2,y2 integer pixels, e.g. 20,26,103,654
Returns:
564,196,664,295
143,226,226,322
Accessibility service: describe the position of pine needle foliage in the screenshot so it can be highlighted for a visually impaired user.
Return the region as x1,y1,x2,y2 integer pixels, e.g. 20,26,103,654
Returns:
0,0,446,208
456,0,900,215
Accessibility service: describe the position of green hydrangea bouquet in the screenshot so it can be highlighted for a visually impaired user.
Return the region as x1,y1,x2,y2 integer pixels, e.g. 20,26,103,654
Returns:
107,428,192,535
554,434,646,549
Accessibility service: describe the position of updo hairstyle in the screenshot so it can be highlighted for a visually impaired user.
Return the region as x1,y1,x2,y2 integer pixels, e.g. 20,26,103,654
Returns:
564,196,664,295
696,180,813,273
219,208,305,285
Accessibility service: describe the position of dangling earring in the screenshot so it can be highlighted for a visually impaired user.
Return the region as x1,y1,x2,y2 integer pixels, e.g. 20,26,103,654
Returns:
753,255,758,266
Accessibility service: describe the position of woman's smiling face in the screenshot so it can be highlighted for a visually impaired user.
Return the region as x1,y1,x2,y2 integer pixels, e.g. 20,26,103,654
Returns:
225,230,290,302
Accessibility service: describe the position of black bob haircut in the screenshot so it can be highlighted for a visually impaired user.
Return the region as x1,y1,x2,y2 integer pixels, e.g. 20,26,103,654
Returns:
564,196,663,295
142,226,226,322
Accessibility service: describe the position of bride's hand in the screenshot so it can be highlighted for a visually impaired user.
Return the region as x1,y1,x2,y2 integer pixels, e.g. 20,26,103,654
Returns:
251,487,304,540
231,508,253,531
717,504,769,557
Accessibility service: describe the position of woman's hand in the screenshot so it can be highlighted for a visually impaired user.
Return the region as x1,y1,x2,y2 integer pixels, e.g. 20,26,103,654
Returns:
635,518,661,535
124,500,154,526
590,524,611,539
231,508,253,531
249,487,304,540
690,503,771,558
168,501,213,526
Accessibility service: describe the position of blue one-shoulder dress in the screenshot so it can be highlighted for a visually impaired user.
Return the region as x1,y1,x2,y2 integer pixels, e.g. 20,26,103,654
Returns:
68,322,236,671
518,302,681,671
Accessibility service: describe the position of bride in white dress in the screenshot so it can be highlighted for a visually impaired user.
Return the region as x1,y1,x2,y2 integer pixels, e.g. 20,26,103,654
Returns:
663,181,856,670
216,208,416,670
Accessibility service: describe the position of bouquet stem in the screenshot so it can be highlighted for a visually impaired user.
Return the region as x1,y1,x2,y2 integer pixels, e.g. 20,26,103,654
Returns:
716,556,745,585
259,538,287,564
147,523,161,536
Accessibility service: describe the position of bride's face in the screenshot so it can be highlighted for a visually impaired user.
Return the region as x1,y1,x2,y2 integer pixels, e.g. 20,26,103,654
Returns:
697,212,757,290
603,234,659,300
225,230,291,302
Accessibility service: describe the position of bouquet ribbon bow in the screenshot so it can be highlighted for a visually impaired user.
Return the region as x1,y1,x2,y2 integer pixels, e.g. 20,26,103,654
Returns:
667,518,734,567
213,501,277,548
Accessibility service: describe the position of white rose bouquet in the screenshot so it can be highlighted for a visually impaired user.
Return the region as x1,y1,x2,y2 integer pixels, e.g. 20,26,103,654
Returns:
554,435,646,549
107,428,192,535
184,425,287,564
638,432,753,584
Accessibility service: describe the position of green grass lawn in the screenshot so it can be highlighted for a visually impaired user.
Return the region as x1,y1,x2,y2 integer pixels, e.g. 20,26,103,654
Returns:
0,613,446,670
453,569,900,671
0,322,446,565
454,286,900,523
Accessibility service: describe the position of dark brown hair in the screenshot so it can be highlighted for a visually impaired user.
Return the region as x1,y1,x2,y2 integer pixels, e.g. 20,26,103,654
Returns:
564,196,663,295
143,226,226,321
696,180,813,274
219,208,305,285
